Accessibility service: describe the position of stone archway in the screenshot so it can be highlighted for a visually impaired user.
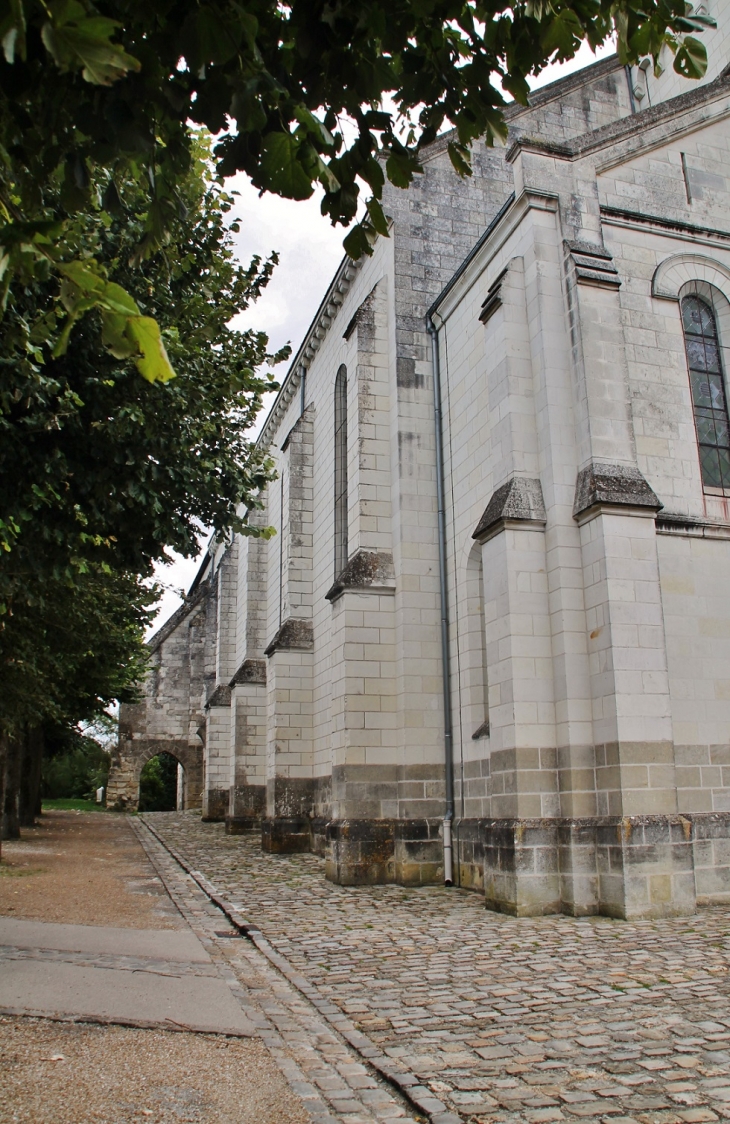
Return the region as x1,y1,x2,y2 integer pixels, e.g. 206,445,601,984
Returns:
107,737,204,812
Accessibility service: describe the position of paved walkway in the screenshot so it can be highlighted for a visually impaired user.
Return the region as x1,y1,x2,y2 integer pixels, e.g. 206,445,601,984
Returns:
0,916,255,1035
143,811,730,1124
131,818,419,1124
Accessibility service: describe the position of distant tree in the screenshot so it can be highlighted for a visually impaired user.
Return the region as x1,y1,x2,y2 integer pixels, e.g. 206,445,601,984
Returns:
138,753,178,813
0,565,152,840
41,721,113,803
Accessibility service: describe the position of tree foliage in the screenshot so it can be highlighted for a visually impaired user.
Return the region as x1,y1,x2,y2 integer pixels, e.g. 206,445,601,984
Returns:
138,753,178,813
1,139,283,597
0,136,286,837
0,0,716,362
42,721,112,801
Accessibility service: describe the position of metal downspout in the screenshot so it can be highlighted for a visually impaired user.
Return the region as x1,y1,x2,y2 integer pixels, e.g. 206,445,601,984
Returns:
427,316,454,886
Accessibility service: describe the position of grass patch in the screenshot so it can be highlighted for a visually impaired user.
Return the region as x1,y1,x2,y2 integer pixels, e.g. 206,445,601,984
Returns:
42,798,107,812
0,864,45,877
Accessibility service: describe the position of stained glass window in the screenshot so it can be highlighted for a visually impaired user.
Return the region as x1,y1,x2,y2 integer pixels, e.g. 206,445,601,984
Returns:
334,365,348,576
682,295,730,492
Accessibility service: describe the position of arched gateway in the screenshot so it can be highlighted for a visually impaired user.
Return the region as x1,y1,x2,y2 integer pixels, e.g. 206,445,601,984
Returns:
107,580,213,812
107,736,203,812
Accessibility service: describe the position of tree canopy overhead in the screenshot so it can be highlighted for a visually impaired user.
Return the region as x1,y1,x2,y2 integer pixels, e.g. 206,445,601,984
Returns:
0,0,716,372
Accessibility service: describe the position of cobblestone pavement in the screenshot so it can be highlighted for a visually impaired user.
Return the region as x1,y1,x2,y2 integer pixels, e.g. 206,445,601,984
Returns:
142,812,730,1124
131,818,420,1124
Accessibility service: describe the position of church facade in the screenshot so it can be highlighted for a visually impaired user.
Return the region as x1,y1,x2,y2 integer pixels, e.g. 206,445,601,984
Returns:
110,14,730,919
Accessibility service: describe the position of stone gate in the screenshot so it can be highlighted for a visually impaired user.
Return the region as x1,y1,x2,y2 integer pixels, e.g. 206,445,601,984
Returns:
107,579,214,812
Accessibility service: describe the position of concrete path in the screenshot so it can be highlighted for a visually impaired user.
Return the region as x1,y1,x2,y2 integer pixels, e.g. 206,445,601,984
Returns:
0,915,256,1036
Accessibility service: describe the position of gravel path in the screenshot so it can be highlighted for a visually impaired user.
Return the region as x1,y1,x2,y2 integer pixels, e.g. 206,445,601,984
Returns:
144,812,730,1124
0,811,180,928
0,1016,308,1124
0,811,311,1123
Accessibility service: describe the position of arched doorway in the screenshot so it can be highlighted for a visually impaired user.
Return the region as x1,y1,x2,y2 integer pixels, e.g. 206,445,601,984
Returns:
138,751,182,812
107,738,203,812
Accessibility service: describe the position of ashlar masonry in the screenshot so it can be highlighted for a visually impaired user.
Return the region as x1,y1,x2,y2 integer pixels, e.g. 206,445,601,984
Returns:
110,10,730,919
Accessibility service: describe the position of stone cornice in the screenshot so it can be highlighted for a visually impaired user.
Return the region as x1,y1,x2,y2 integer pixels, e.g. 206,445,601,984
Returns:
505,70,730,171
257,256,362,453
601,206,730,247
656,513,730,541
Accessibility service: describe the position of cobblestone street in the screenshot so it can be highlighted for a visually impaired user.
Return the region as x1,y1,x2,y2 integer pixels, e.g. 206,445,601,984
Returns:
143,812,730,1124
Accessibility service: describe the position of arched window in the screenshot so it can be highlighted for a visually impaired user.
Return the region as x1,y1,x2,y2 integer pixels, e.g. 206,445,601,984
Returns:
682,295,730,493
333,364,348,576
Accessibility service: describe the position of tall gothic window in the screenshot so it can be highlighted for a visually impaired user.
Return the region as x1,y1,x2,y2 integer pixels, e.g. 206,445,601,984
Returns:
682,295,730,493
334,364,348,576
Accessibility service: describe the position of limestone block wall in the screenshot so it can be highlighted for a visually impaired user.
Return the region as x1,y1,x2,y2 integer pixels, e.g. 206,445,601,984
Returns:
109,574,215,811
119,45,730,919
430,66,730,917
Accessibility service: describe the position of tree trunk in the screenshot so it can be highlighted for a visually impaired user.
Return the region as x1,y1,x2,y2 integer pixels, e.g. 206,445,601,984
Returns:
0,730,6,858
19,726,43,828
1,730,22,840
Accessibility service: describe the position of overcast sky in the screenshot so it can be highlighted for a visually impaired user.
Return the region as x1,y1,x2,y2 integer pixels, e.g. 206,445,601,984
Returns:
150,40,616,632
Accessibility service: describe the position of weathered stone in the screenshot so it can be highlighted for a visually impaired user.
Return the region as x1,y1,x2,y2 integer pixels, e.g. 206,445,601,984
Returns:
472,477,547,542
572,463,662,520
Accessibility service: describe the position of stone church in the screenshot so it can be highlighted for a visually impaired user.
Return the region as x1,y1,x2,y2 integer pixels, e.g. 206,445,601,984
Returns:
110,9,730,919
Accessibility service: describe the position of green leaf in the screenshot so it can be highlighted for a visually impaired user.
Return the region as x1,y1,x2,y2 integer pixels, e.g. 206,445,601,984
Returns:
317,158,340,194
366,197,389,238
180,7,244,68
125,316,176,383
99,282,140,318
673,36,707,80
259,133,314,200
293,106,335,149
447,142,472,178
41,15,141,85
343,224,368,261
385,153,412,189
541,9,583,60
100,311,135,360
360,157,385,196
57,261,106,296
0,0,26,63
